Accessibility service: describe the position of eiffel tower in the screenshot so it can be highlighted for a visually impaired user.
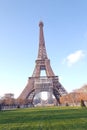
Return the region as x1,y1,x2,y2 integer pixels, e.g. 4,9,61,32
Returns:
18,21,67,105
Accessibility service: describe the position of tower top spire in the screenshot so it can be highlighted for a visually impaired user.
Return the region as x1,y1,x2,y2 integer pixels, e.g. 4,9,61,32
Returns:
39,21,44,27
37,21,48,60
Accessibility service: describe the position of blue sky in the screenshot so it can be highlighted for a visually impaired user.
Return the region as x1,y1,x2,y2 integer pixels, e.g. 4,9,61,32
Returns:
0,0,87,98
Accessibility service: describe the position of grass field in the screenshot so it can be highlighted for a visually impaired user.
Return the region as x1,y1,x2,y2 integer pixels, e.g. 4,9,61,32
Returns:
0,106,87,130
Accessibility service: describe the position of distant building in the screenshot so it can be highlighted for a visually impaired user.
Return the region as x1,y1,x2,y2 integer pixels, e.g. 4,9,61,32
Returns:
3,93,14,99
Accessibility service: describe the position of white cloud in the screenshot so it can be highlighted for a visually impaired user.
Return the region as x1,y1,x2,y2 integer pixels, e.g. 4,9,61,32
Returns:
63,50,85,66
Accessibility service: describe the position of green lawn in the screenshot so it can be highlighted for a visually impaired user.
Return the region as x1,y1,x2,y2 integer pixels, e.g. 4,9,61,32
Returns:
0,106,87,130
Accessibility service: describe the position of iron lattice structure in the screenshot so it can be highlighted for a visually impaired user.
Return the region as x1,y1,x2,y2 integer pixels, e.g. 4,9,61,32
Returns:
18,22,67,105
